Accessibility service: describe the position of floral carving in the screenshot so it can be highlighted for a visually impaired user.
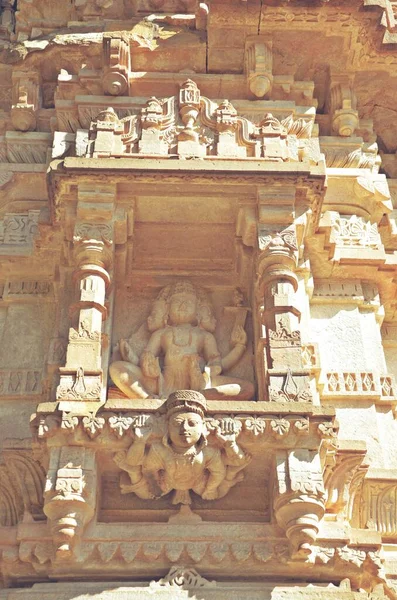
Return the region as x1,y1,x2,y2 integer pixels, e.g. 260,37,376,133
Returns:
270,418,290,437
82,413,105,438
244,416,267,436
108,413,134,438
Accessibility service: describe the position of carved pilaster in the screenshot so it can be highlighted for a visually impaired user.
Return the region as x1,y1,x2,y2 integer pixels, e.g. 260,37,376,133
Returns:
57,184,117,402
0,0,15,39
102,33,130,96
255,223,312,402
43,446,96,561
273,449,326,559
11,71,41,132
253,182,319,402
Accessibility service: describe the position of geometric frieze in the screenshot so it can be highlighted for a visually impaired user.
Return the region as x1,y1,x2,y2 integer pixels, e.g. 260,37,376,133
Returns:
0,280,53,300
0,369,43,395
0,210,40,256
321,372,397,402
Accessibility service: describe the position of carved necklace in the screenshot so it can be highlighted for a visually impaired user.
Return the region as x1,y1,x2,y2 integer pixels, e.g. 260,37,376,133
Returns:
172,445,198,465
172,327,192,347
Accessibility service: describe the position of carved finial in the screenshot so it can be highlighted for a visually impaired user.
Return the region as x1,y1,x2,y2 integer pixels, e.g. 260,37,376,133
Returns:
95,107,120,124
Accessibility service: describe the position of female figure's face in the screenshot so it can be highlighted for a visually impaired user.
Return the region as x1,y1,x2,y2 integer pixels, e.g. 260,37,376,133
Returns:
168,411,203,448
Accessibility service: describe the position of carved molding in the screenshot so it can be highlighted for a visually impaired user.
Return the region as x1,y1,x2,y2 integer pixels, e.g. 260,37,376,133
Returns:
34,409,337,448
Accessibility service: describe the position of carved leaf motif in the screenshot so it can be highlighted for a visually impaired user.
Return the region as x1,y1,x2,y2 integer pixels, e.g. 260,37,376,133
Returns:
244,416,266,436
314,546,336,564
108,413,134,438
119,542,140,563
151,566,216,589
79,542,96,561
33,542,53,565
186,542,208,562
98,542,119,563
142,542,163,560
337,546,366,568
38,415,60,438
61,413,79,431
270,418,290,437
318,422,337,438
209,542,229,562
165,542,184,562
294,419,310,434
231,543,252,562
19,542,33,563
253,543,273,562
82,413,105,438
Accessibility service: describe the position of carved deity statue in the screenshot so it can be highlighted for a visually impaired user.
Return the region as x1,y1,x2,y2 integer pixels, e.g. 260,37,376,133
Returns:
114,391,251,505
110,281,254,400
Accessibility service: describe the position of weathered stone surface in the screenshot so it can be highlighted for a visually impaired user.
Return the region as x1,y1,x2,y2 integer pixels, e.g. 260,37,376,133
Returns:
0,0,397,598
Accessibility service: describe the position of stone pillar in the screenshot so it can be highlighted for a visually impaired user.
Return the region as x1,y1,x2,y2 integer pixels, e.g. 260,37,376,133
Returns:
56,184,116,402
43,446,96,561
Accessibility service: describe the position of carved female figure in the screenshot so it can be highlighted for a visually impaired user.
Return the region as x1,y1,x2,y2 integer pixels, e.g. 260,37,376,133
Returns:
114,391,251,505
110,281,254,400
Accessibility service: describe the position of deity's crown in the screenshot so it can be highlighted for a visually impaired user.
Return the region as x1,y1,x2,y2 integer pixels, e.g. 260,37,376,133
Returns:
170,281,197,297
165,390,207,418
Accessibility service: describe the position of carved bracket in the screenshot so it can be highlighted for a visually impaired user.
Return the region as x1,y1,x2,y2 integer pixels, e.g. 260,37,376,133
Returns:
273,449,326,560
102,34,130,96
43,446,96,560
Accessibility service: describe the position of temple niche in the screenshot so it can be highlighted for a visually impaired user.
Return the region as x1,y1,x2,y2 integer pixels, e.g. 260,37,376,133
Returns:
109,281,254,400
2,1,397,600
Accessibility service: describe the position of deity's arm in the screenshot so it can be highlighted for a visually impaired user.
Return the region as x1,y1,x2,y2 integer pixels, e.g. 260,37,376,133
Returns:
220,345,245,372
141,329,163,359
202,448,227,496
203,332,222,372
221,325,247,372
119,338,139,365
124,436,147,467
139,330,163,378
223,439,251,467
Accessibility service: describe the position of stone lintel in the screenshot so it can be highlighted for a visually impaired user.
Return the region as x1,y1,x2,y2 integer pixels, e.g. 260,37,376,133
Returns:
35,399,335,417
60,156,326,178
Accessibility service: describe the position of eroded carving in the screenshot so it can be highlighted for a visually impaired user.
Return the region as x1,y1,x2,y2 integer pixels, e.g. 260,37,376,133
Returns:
114,390,251,505
110,281,254,400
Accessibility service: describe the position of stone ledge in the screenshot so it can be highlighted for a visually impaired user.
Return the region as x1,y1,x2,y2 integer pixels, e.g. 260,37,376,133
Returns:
61,157,326,177
36,399,335,416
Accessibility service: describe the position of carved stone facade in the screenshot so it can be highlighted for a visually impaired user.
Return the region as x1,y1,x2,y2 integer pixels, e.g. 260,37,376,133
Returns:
1,2,397,600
